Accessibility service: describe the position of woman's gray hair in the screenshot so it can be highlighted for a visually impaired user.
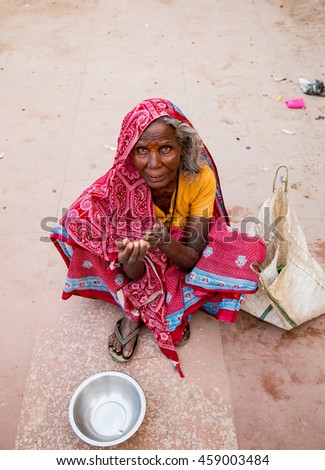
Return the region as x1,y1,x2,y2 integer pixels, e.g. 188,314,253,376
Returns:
160,116,204,178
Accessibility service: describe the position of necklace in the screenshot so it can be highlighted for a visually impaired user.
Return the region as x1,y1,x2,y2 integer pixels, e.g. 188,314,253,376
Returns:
166,169,179,233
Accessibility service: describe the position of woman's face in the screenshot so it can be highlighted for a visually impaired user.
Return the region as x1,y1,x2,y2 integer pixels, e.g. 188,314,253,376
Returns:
132,119,182,191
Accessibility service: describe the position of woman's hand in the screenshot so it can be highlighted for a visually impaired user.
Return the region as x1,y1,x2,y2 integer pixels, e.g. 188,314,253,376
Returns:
143,221,170,249
116,238,149,281
116,238,150,265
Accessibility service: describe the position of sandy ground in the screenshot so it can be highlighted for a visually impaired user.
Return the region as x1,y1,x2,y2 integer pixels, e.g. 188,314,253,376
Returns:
0,0,324,451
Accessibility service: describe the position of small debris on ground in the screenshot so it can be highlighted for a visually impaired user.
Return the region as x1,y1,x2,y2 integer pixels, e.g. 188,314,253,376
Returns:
273,77,287,82
298,77,325,96
286,98,306,109
282,129,296,135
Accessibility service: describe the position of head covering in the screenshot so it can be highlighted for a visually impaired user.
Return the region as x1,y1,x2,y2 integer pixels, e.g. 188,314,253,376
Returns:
56,98,229,376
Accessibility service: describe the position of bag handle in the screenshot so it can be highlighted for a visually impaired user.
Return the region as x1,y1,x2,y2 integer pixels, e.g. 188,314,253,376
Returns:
273,165,289,192
250,262,264,274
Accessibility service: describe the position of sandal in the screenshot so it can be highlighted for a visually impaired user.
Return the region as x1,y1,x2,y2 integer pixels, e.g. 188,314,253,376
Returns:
176,324,191,347
108,318,140,363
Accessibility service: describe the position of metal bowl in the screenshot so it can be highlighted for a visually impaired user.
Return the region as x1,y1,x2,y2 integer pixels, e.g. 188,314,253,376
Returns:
69,371,146,446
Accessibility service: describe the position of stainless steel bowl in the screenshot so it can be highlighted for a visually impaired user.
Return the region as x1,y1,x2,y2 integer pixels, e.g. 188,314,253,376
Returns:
69,371,146,446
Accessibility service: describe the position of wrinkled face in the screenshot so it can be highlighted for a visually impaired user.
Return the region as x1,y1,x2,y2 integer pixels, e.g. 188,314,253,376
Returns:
132,119,183,190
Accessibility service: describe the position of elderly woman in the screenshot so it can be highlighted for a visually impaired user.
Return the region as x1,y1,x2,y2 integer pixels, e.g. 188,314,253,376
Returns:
51,98,265,377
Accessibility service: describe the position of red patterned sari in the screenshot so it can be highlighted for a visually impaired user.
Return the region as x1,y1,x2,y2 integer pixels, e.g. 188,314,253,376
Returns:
51,98,266,377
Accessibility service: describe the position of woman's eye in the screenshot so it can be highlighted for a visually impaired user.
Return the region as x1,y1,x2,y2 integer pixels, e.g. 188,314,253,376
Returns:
161,146,172,153
137,147,148,155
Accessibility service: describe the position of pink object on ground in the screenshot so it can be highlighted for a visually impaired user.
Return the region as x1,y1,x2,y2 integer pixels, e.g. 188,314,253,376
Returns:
285,98,306,108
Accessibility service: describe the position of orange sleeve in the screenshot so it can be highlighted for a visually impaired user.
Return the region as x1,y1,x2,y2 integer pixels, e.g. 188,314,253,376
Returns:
189,166,216,218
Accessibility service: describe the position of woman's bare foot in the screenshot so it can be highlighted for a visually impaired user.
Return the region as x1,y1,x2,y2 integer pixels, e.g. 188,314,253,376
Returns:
108,316,141,359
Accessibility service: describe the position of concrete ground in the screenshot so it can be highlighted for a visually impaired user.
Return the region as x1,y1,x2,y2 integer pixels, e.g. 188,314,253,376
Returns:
1,0,325,450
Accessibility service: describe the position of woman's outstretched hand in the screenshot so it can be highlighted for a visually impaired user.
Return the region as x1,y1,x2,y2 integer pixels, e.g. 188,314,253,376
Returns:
116,238,150,265
116,221,169,266
115,221,171,280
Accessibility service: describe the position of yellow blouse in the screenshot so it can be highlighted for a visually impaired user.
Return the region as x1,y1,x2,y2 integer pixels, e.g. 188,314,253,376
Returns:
154,165,216,228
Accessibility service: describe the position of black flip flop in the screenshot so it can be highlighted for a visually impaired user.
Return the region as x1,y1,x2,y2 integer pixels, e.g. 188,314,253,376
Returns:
108,318,140,363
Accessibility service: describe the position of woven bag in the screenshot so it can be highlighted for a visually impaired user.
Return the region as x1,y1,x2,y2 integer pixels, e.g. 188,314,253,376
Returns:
241,166,325,329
